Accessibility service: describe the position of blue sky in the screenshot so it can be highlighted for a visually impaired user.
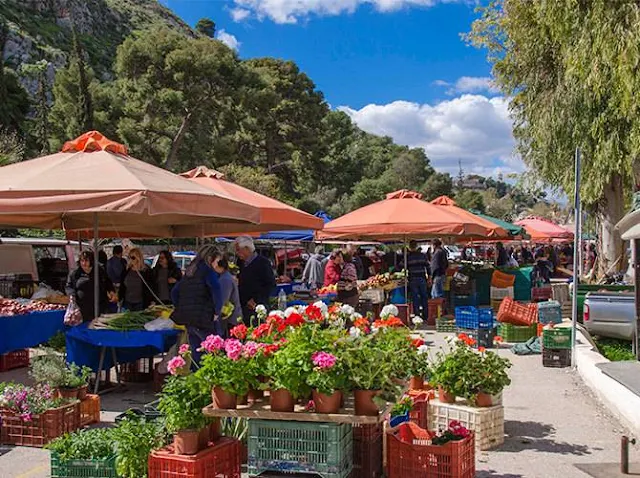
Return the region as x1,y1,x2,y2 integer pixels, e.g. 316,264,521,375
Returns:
160,0,519,177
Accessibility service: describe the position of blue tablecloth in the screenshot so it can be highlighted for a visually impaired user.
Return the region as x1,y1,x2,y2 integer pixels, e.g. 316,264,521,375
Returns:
0,310,65,354
65,323,179,372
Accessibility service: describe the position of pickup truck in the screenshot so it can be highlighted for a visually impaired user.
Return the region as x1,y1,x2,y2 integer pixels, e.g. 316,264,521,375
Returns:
583,291,636,341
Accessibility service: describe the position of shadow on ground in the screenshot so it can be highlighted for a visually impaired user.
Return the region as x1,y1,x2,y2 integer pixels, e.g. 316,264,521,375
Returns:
476,471,525,478
495,420,592,456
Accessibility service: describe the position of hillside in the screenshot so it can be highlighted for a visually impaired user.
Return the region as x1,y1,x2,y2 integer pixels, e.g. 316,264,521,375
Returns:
0,0,193,88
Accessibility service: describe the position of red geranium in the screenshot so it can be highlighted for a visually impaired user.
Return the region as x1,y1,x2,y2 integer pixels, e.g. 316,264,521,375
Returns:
305,305,324,322
411,337,425,348
230,324,248,340
373,316,404,328
251,323,270,340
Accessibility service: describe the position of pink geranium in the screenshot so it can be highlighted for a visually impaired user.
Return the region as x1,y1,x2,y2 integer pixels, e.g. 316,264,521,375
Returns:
167,356,186,375
200,334,225,353
311,351,337,369
243,341,260,358
225,338,243,361
178,344,190,355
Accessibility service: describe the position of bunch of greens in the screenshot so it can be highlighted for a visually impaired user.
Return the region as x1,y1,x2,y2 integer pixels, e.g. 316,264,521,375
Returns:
104,311,155,331
221,417,248,442
46,428,116,461
111,415,167,478
46,331,66,353
158,374,211,433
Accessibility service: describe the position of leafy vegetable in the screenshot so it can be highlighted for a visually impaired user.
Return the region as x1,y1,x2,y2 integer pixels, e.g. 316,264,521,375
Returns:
46,428,116,461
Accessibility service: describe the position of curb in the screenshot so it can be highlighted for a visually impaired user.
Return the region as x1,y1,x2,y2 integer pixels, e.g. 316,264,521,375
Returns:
574,330,640,435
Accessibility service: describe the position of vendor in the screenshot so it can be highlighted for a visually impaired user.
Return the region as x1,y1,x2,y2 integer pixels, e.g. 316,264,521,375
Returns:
65,250,116,322
323,250,344,287
119,248,155,311
235,236,276,325
153,250,182,306
337,251,359,308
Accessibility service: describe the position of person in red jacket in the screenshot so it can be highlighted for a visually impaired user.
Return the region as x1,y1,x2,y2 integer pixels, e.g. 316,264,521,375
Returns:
324,250,344,287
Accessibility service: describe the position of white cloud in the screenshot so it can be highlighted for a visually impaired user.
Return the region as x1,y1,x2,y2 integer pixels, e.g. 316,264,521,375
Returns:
216,30,241,51
230,0,471,24
435,76,500,95
339,94,522,176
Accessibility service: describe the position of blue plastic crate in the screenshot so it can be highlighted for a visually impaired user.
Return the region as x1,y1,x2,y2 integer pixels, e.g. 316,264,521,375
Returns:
455,306,494,329
537,300,562,324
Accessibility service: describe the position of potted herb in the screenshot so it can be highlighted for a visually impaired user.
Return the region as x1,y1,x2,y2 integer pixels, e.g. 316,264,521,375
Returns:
30,352,91,399
110,415,167,477
61,363,92,400
307,351,347,413
158,374,211,455
474,349,511,407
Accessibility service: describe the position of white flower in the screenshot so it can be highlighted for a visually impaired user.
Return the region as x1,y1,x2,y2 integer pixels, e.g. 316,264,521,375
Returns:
411,316,424,326
371,324,380,335
340,304,355,316
349,326,361,338
269,310,285,319
284,307,296,318
255,304,267,318
313,301,329,317
380,304,398,319
353,312,363,320
417,345,429,355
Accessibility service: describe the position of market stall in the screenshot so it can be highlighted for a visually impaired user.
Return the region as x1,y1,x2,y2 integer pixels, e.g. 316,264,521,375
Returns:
0,301,65,355
514,216,574,242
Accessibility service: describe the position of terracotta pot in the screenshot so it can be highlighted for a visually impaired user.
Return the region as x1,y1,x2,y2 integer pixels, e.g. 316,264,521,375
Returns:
354,390,380,416
198,426,210,449
174,429,201,455
312,390,342,414
77,385,88,401
209,419,222,442
237,394,248,406
270,389,295,412
212,387,237,410
409,376,424,390
438,386,455,404
248,388,264,402
475,392,493,407
57,387,79,400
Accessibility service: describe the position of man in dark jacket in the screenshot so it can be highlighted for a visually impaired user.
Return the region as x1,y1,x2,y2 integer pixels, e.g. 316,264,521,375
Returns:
430,239,448,299
235,236,276,325
407,241,429,319
106,245,126,287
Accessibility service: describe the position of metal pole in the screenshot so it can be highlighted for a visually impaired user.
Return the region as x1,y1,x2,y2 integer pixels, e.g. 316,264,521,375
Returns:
571,148,582,367
634,239,640,359
283,241,288,278
404,237,408,309
93,212,100,320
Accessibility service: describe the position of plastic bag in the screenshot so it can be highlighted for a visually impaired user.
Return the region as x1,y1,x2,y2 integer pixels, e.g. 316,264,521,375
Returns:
64,296,83,326
144,317,176,331
31,283,55,300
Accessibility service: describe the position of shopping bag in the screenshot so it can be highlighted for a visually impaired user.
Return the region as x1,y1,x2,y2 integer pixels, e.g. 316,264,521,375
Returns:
64,296,83,326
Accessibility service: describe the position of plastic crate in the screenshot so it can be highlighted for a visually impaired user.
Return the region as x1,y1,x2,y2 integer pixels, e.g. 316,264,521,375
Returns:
542,327,571,349
551,283,570,305
452,294,478,307
0,349,30,372
542,348,570,368
497,323,537,343
537,301,562,324
120,358,153,383
248,419,352,478
386,423,475,478
451,279,475,296
352,424,383,478
435,317,456,333
490,299,502,314
148,437,241,478
497,297,537,326
428,399,504,452
456,327,495,349
427,298,445,325
490,286,514,300
531,286,552,302
407,391,431,430
491,270,515,288
0,278,36,299
0,401,80,447
454,306,493,329
144,399,163,420
51,453,117,478
79,395,101,427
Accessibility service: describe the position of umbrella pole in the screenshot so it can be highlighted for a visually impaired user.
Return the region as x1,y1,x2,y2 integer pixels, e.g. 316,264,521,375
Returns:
284,241,288,278
404,237,408,308
93,213,100,320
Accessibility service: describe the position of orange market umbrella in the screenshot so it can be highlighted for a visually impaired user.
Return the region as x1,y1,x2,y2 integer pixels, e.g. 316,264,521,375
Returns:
317,190,491,241
514,216,574,242
178,166,324,236
429,196,508,239
0,132,261,237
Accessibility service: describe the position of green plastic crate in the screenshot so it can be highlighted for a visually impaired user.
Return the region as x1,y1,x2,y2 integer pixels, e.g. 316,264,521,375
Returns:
497,323,537,343
248,419,352,478
436,317,456,333
543,327,572,349
50,454,118,478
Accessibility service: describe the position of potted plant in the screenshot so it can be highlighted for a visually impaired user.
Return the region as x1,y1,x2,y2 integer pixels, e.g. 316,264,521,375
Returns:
429,337,482,404
158,374,211,455
307,350,347,413
389,395,414,427
30,352,91,399
408,338,431,390
60,363,92,400
473,349,511,407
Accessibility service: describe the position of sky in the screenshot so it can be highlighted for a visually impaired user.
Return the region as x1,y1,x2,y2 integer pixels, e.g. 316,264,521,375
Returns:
159,0,519,178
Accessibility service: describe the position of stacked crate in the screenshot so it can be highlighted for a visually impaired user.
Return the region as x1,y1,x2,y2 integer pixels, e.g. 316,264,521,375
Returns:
454,306,496,348
541,320,572,368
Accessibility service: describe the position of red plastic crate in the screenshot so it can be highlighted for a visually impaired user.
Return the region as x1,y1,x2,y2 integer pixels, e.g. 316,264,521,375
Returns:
353,424,383,478
407,391,431,430
0,401,80,447
386,423,475,478
497,297,537,326
531,287,552,302
79,394,101,426
427,299,445,325
148,437,242,478
120,358,153,383
0,349,30,372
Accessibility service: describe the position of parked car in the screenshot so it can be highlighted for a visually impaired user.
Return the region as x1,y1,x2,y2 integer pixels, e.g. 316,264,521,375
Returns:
583,291,635,341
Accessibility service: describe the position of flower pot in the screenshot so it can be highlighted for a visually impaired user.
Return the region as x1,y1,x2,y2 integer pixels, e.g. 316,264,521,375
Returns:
354,390,380,416
77,385,88,401
174,429,201,455
248,388,264,402
312,390,342,414
57,387,79,400
270,389,295,412
438,386,455,404
475,392,493,407
198,426,210,449
409,376,424,390
212,387,237,410
237,394,248,406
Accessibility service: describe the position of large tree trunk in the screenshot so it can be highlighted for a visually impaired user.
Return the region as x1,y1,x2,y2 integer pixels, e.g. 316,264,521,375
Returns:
597,174,626,278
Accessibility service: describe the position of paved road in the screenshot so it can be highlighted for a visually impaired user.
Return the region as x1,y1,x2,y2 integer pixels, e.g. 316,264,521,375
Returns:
1,331,639,477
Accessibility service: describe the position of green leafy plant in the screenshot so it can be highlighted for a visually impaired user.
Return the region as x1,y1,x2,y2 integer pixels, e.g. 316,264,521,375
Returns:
111,415,167,478
595,338,636,362
429,339,483,400
158,374,211,433
390,395,413,417
431,420,471,446
46,331,67,353
307,350,348,395
62,363,92,389
46,428,116,461
30,350,91,389
475,349,511,396
343,334,394,391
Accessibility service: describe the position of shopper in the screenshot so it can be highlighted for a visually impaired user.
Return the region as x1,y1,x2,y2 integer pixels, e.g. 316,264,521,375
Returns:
153,250,182,305
302,246,325,290
323,250,344,287
171,244,224,364
407,240,429,320
430,239,448,299
337,252,359,308
66,250,116,322
106,245,127,287
359,248,373,280
495,242,509,268
119,247,154,311
235,236,276,325
212,252,242,337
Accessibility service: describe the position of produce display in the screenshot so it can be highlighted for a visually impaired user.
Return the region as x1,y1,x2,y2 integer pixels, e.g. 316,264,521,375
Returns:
89,305,173,331
0,298,65,317
360,271,406,290
317,284,337,295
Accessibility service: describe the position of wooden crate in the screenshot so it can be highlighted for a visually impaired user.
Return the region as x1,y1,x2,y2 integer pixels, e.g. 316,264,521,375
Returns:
427,399,504,451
